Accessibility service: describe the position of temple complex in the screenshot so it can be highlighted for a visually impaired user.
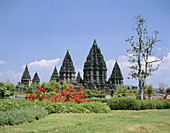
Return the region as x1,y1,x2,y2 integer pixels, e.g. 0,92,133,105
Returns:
21,39,124,91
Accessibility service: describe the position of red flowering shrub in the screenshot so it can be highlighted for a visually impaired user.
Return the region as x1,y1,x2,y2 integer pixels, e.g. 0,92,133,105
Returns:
158,93,170,102
25,87,92,104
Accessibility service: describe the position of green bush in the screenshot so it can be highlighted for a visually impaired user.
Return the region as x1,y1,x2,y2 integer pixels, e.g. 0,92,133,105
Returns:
106,97,170,110
0,99,110,113
166,87,170,93
0,82,14,98
140,100,157,110
32,101,110,114
155,100,170,109
110,89,116,97
90,98,109,103
0,107,48,126
107,97,140,110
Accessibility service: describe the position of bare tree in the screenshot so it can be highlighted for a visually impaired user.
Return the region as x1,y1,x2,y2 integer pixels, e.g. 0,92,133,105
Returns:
126,14,163,100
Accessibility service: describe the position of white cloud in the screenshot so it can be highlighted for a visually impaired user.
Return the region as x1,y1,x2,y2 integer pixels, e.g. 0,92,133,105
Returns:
0,71,22,84
22,58,60,70
0,60,7,64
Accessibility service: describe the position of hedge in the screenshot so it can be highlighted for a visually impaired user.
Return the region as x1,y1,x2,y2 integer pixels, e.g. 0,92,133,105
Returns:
106,97,170,110
0,107,48,126
0,99,110,113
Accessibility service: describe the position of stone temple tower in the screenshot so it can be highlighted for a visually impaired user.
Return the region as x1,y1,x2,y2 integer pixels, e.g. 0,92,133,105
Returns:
50,66,59,82
83,39,107,90
59,50,76,83
32,72,40,85
21,65,31,87
108,60,123,88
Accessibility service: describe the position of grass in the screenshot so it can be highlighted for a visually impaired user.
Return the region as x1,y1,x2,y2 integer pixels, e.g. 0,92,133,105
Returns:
1,110,170,133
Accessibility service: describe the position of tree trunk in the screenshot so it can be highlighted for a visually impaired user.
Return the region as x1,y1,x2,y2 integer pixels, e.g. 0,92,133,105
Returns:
138,33,143,100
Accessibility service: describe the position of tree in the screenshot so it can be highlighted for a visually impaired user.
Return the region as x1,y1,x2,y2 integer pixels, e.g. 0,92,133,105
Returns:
19,84,24,93
166,87,170,94
126,14,162,100
158,82,168,94
146,84,155,100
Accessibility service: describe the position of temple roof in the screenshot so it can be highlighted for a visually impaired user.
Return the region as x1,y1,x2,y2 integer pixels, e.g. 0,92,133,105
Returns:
59,50,76,73
32,72,40,83
84,39,106,69
50,66,59,81
21,65,31,80
108,60,123,80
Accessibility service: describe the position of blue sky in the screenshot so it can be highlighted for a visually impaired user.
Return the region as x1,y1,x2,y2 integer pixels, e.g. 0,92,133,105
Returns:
0,0,170,88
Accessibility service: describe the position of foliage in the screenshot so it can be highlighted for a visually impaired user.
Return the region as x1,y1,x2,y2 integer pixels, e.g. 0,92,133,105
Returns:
18,84,24,93
134,89,139,99
0,99,110,114
126,14,162,100
26,87,92,103
166,87,170,94
116,85,128,97
0,82,14,98
107,97,140,110
110,89,116,97
146,84,155,100
92,90,106,98
90,98,110,103
85,89,93,98
5,82,16,93
0,107,48,126
107,97,170,110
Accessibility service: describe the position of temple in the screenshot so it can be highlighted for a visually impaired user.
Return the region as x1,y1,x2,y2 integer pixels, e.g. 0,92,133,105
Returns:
108,60,123,88
50,66,59,82
59,50,76,83
32,72,40,85
21,39,124,91
21,65,31,87
83,39,107,90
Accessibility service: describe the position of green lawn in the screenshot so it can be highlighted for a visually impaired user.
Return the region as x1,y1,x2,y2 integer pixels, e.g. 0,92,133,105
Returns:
1,110,170,133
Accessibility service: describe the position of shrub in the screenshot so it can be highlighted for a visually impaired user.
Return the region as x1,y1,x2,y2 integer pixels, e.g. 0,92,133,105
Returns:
110,89,116,97
90,99,109,103
107,97,140,110
0,82,14,98
0,107,48,126
0,99,110,114
146,84,155,100
166,87,170,94
140,100,157,110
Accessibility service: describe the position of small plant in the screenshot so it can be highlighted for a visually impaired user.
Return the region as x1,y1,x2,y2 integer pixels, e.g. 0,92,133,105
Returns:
110,89,115,97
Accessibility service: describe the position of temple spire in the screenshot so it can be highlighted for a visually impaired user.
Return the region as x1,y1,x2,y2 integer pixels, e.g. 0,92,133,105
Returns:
21,65,31,87
59,50,76,83
83,39,107,90
93,39,97,45
108,61,123,86
50,66,59,82
32,72,40,85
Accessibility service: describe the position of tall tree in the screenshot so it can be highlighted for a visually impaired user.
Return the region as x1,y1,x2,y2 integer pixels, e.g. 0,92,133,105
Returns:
126,14,163,100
